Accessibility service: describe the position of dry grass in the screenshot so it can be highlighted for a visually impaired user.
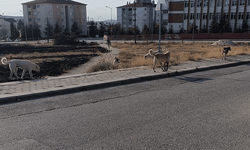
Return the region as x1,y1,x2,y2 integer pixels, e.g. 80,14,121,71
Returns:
111,41,250,69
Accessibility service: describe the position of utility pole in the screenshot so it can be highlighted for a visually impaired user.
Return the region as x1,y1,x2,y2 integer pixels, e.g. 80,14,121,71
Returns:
158,3,162,52
134,1,137,44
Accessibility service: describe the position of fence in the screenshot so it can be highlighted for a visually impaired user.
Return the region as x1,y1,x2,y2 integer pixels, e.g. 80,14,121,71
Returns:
107,33,250,40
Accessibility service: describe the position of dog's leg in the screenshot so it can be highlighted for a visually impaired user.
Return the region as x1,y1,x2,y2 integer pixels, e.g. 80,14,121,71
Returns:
165,62,169,71
28,70,34,79
21,69,26,79
153,57,156,72
160,62,164,71
11,65,19,79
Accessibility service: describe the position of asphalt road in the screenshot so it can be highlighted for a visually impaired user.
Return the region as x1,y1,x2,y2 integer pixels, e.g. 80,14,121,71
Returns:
1,64,250,149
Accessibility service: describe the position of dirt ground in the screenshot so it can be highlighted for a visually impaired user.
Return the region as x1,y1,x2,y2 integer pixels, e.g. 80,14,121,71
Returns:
0,42,110,83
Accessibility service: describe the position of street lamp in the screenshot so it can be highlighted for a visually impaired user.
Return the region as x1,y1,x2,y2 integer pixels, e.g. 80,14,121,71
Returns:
106,6,112,36
20,10,27,43
98,16,101,37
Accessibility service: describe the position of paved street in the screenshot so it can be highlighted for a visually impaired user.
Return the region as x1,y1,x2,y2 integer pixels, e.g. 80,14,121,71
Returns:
1,65,250,149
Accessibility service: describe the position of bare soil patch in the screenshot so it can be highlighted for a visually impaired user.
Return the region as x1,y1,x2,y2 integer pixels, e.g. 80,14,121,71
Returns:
0,42,110,83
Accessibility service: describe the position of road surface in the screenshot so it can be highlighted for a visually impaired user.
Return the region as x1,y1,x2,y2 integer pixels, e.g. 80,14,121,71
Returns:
1,64,250,149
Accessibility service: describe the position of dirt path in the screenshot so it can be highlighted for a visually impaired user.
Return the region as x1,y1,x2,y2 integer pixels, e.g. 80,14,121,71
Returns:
61,42,120,76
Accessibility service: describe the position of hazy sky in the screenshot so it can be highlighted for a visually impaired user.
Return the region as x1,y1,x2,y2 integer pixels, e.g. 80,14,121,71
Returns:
0,0,157,21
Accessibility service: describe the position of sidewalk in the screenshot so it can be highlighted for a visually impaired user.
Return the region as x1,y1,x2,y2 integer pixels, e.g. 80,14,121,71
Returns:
1,54,250,104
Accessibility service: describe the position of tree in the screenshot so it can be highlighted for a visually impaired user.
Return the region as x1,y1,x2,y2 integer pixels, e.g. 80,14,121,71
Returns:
222,20,232,33
44,18,54,39
153,23,167,34
126,26,140,35
141,24,150,41
112,23,125,35
33,23,41,40
168,26,174,34
98,22,106,37
209,16,219,33
10,22,19,41
200,25,208,33
88,21,98,37
71,21,82,37
187,22,198,34
218,13,226,33
54,21,62,34
242,19,249,33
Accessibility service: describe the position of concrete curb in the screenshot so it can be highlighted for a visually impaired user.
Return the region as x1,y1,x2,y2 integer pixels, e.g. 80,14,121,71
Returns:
1,59,250,104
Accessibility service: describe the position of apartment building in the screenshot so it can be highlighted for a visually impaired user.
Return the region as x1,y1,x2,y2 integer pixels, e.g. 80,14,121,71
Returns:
161,0,250,33
0,17,17,41
22,0,87,37
117,0,156,32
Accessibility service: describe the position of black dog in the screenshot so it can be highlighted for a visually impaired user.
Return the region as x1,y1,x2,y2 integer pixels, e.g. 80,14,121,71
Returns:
222,47,231,60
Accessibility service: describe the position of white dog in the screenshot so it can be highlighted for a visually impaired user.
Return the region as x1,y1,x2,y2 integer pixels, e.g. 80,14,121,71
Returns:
1,57,40,80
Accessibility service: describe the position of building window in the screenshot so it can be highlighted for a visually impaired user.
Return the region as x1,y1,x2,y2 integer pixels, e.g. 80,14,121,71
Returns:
163,10,168,14
163,19,168,25
240,0,245,5
232,0,237,6
231,12,236,19
209,13,214,19
224,13,229,19
37,5,40,8
29,18,32,22
203,13,207,19
57,12,60,15
48,12,52,15
238,12,244,19
247,12,250,19
28,11,31,15
217,0,221,6
191,1,195,7
28,5,31,9
47,5,51,8
185,1,189,7
190,13,194,19
197,0,202,7
184,13,188,19
70,12,73,15
196,13,200,19
224,0,230,6
248,0,250,5
204,0,208,7
61,12,64,15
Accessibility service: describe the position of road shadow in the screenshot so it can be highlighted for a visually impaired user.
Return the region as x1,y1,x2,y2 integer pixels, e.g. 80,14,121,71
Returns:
175,76,212,83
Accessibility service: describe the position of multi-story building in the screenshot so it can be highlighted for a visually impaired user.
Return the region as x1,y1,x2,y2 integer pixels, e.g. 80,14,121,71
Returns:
0,17,17,41
22,0,87,37
158,0,250,33
117,0,156,32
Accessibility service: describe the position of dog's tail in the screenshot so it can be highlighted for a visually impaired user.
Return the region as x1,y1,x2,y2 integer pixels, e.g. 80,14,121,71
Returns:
1,57,9,65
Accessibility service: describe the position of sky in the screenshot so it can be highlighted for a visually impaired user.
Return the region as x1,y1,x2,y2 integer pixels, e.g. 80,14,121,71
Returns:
0,0,158,21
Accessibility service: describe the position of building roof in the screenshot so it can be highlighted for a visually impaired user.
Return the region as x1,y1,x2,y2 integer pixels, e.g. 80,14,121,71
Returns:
117,2,155,8
22,0,86,5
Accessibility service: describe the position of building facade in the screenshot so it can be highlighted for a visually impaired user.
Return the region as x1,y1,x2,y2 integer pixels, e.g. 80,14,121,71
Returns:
117,0,156,32
22,0,87,38
160,0,250,33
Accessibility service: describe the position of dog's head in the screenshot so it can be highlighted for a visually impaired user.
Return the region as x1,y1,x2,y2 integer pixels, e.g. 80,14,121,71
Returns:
144,53,151,59
34,64,40,72
224,47,231,51
115,57,120,63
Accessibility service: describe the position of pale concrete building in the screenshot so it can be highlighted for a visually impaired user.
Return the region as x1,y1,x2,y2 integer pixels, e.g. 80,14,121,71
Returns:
117,0,156,32
0,17,17,41
22,0,87,37
157,0,250,33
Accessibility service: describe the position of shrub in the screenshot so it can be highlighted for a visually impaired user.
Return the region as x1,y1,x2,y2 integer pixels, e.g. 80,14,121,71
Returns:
52,33,79,45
